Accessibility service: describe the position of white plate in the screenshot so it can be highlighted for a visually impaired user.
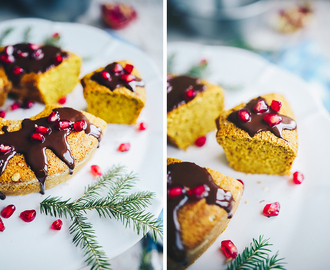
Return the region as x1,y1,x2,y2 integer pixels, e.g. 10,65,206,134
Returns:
167,42,330,269
0,18,163,270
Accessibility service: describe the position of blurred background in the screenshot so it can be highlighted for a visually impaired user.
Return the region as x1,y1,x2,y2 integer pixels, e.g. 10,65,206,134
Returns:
168,0,330,112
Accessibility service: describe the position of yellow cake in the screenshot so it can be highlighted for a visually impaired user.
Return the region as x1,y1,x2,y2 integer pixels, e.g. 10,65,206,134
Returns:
216,93,298,175
81,60,146,124
167,75,224,150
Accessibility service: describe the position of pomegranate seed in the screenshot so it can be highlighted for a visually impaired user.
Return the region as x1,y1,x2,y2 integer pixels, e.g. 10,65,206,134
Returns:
264,113,282,127
20,210,36,222
253,99,268,114
183,88,196,101
56,120,72,130
188,184,210,200
168,187,183,198
167,74,172,81
1,204,16,218
113,63,123,73
54,54,63,64
58,96,66,105
17,51,28,58
29,43,40,50
51,219,63,230
91,165,102,177
238,109,251,122
0,54,14,63
4,45,14,55
292,171,304,184
121,74,135,83
100,70,111,80
195,136,206,147
73,120,87,132
31,132,45,143
22,99,34,109
31,49,44,60
0,110,6,118
270,100,282,112
138,122,147,131
10,102,21,111
263,202,280,217
237,179,244,192
35,125,51,135
118,143,130,152
13,67,24,76
0,144,12,155
124,64,134,74
221,240,238,259
0,218,5,232
48,111,60,123
200,59,207,65
52,32,60,39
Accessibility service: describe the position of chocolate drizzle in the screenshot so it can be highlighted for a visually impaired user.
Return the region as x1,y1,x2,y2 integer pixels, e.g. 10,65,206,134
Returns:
167,162,233,266
91,62,144,92
227,97,297,139
0,108,102,195
0,43,68,86
167,75,206,112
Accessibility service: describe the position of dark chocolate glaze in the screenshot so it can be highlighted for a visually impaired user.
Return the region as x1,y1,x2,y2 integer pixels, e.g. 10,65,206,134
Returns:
0,43,68,86
167,162,233,266
0,108,102,195
0,191,5,200
167,75,206,112
227,97,297,139
91,62,144,92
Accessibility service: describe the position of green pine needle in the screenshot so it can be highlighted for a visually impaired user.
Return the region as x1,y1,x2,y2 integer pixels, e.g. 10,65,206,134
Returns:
0,27,14,46
225,236,286,270
40,165,163,270
23,27,31,43
185,60,209,78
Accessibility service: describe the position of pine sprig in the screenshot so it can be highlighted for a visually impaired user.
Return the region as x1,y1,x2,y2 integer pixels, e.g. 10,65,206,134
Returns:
40,165,163,270
23,27,31,43
0,27,14,46
225,236,286,270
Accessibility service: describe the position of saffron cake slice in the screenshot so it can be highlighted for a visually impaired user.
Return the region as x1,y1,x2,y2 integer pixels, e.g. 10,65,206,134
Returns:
81,60,146,124
0,43,81,105
0,105,106,196
216,93,298,175
167,75,225,150
167,158,243,269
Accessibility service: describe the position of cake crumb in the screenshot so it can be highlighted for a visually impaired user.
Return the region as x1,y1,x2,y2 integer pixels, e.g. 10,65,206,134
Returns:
11,173,21,182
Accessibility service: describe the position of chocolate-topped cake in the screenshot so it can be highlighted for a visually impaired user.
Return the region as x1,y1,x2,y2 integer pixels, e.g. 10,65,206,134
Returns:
81,60,146,124
216,93,298,175
167,75,224,150
0,105,107,196
167,158,243,269
0,43,81,105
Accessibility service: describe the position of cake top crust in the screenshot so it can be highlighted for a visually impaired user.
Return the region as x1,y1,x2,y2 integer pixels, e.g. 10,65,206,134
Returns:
167,75,206,112
0,43,68,86
167,161,233,266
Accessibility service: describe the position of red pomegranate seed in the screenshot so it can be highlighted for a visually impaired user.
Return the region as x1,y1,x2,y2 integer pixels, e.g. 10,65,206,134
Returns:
73,120,87,132
22,99,34,109
35,125,51,135
48,111,60,123
270,100,282,112
0,54,14,63
91,165,102,177
0,144,12,155
183,88,196,101
10,102,21,111
121,74,135,83
4,45,14,55
32,49,44,60
0,218,4,232
31,132,45,143
51,219,63,230
0,110,6,118
168,187,183,198
263,202,280,217
29,43,40,50
17,51,28,58
52,32,60,39
237,179,244,192
58,96,66,105
113,63,123,73
13,67,24,75
167,74,172,81
253,99,268,114
264,113,282,127
200,59,207,65
221,240,238,259
1,204,16,218
124,64,134,74
292,171,304,184
56,120,72,130
100,70,111,80
195,136,206,147
118,143,130,152
54,54,63,64
188,184,210,200
138,122,147,131
20,210,36,222
238,109,251,122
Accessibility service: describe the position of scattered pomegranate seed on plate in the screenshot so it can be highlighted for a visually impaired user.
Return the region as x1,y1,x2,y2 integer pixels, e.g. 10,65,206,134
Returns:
22,99,34,109
195,136,206,147
51,219,63,230
221,240,238,259
58,96,67,105
91,165,102,177
0,110,6,118
292,171,304,184
20,210,36,222
118,143,130,152
263,202,280,217
10,102,21,111
0,217,5,232
138,122,147,131
1,204,16,218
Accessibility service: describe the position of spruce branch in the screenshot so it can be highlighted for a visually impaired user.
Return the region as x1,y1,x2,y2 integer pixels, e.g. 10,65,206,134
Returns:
0,27,14,46
23,27,31,42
